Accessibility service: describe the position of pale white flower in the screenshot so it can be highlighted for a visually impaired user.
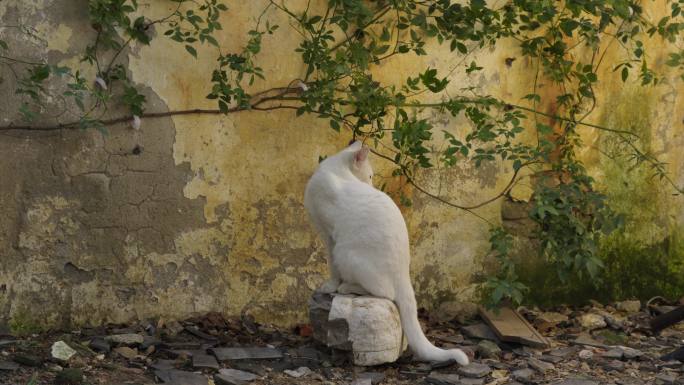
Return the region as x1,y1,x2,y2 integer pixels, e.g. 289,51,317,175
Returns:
94,76,107,90
131,115,141,130
297,81,308,91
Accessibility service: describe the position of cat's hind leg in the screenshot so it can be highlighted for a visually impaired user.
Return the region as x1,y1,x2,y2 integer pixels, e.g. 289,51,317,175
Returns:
318,234,341,293
337,282,369,295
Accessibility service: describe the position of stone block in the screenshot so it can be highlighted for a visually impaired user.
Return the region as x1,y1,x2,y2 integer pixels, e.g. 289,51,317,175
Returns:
309,291,406,366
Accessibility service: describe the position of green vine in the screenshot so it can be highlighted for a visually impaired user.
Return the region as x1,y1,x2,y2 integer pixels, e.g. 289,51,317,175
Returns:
1,0,684,308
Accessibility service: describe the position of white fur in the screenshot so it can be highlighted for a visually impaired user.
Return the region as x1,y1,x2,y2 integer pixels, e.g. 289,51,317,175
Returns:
304,141,469,365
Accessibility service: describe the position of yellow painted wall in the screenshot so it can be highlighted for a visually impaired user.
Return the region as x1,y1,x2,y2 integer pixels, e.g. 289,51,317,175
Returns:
0,0,682,331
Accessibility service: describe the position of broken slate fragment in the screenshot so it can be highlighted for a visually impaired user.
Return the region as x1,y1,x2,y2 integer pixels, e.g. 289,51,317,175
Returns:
458,363,492,378
155,369,209,385
12,353,41,367
549,346,579,357
602,348,624,360
655,374,677,385
0,360,19,371
351,379,372,385
283,366,312,378
512,368,535,383
210,347,283,361
528,357,554,372
602,360,625,371
461,323,498,341
214,368,258,385
358,371,385,384
230,361,267,377
540,354,564,364
477,340,501,358
460,378,485,385
578,314,607,330
150,359,177,371
88,337,111,353
0,340,17,348
425,372,461,385
51,341,77,361
617,346,643,360
552,378,599,385
185,326,218,341
615,300,641,313
192,353,219,370
113,346,138,359
105,333,144,345
572,333,607,348
54,368,83,385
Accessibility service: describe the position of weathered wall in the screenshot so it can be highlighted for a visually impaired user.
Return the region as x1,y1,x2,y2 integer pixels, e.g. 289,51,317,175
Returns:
0,1,682,331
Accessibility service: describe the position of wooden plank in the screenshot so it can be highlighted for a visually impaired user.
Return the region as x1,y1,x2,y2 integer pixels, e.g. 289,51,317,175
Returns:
478,306,550,348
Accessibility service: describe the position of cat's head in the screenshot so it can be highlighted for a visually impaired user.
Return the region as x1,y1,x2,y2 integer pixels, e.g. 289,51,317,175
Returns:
347,141,374,185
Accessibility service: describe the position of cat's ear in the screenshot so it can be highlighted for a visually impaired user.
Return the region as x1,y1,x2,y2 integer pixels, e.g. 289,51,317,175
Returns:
348,140,362,151
354,146,369,163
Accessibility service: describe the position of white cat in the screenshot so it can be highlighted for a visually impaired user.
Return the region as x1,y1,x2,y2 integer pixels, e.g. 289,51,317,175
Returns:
304,141,469,365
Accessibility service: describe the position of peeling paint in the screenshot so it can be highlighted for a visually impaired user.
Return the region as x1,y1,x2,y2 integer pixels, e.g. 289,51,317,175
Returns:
0,1,682,331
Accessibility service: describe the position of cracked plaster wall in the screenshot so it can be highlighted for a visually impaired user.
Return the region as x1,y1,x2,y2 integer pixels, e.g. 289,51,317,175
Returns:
0,1,682,331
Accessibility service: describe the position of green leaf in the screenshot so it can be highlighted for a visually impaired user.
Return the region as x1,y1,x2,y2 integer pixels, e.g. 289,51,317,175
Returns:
329,119,340,131
218,100,228,113
621,66,629,82
0,40,7,50
185,45,197,58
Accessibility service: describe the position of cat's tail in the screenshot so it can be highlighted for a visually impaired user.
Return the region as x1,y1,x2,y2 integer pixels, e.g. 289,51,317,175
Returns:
394,282,470,365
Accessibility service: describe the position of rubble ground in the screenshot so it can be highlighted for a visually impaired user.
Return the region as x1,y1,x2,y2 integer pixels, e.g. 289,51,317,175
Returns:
1,300,683,385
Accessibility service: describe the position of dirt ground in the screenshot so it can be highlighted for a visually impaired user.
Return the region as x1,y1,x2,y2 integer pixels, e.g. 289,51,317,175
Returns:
1,299,682,385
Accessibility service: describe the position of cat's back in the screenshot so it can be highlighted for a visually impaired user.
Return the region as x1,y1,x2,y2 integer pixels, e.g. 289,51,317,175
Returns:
337,181,407,228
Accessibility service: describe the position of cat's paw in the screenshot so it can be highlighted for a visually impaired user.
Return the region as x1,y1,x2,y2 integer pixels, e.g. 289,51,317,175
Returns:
318,279,341,293
337,282,369,295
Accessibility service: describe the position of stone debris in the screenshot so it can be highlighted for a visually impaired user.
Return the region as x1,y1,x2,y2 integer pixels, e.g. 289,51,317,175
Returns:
357,371,385,384
88,337,111,353
210,347,283,361
2,301,683,385
12,353,41,367
54,368,83,385
214,368,259,385
51,341,77,361
616,300,641,313
351,379,372,385
578,314,607,330
283,366,312,378
512,368,535,383
528,357,554,372
461,323,499,341
0,360,20,371
537,312,569,325
460,378,485,385
655,373,677,385
601,348,623,359
105,333,144,345
601,359,625,371
113,346,138,359
553,378,599,385
426,372,461,385
193,352,220,370
457,363,492,378
476,339,501,358
617,345,644,359
578,349,594,360
155,369,209,385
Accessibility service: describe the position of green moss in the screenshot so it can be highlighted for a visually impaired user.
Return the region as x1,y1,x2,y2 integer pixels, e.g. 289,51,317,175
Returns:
509,86,684,306
9,309,45,337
